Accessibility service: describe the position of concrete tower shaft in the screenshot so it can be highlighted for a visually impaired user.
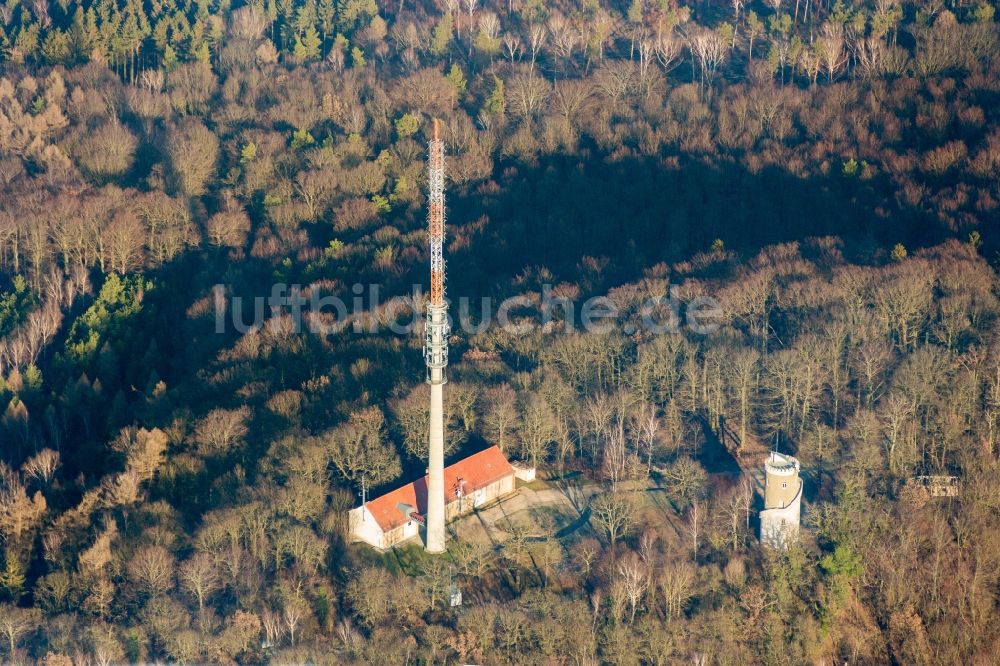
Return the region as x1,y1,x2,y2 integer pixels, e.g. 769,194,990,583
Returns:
425,381,446,553
424,119,448,554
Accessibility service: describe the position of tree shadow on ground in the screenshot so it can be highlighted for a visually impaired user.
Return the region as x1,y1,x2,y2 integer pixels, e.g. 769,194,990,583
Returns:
442,147,942,304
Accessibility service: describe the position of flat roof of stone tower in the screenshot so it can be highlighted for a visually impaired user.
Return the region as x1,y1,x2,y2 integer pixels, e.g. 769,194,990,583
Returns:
361,446,514,533
765,451,800,473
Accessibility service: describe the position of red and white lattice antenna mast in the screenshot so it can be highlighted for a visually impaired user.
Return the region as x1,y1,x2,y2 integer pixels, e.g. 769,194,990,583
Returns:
423,118,449,554
428,119,446,306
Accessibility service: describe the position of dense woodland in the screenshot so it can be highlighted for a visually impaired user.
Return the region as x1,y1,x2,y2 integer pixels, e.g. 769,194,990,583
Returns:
0,0,998,661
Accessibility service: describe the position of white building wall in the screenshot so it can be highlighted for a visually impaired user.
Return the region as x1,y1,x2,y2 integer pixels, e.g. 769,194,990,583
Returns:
445,476,515,520
760,482,802,549
349,506,386,550
511,463,536,482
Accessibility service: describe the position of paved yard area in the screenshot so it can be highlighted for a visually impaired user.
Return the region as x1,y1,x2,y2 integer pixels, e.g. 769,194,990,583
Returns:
445,480,600,545
442,477,690,547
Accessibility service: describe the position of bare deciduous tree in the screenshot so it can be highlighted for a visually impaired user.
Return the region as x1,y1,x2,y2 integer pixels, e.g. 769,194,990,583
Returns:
594,61,637,111
685,501,702,555
0,604,41,655
617,552,649,623
206,195,252,248
21,449,59,487
345,566,395,627
527,23,547,71
261,609,285,648
506,72,550,125
229,5,269,40
193,407,251,455
817,23,846,81
166,119,220,196
591,491,636,549
519,396,556,468
127,544,175,598
178,552,221,609
654,30,682,73
324,406,401,487
282,597,307,647
0,476,46,545
502,33,522,63
689,29,727,93
547,14,578,71
551,79,593,128
483,383,519,452
103,209,145,274
659,559,695,618
663,456,708,509
73,120,138,181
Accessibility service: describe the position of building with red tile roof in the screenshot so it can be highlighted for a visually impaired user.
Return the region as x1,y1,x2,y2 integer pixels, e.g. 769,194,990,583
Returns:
348,446,520,550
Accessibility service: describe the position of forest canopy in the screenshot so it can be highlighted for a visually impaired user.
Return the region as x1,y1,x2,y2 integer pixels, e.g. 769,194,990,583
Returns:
0,0,998,662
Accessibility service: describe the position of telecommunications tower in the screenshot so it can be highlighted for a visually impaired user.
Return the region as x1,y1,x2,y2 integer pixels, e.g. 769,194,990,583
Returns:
424,119,449,554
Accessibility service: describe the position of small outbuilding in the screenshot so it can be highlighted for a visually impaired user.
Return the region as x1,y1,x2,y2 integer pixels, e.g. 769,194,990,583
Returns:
511,461,536,482
349,445,519,551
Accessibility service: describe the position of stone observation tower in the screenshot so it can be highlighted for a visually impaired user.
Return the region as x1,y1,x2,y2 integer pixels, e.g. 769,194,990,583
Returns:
759,451,802,549
423,119,449,554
